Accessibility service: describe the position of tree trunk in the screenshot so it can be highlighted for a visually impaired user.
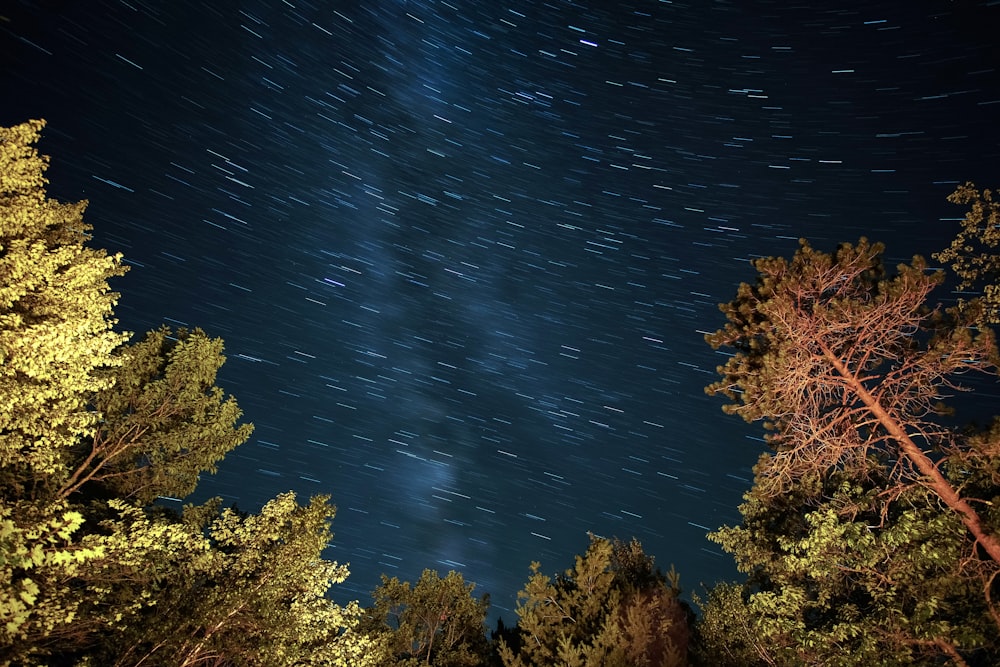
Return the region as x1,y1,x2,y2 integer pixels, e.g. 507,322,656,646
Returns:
822,344,1000,564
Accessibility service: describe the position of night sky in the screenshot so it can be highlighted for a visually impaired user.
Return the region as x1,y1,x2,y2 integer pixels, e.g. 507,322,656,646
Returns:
3,1,999,622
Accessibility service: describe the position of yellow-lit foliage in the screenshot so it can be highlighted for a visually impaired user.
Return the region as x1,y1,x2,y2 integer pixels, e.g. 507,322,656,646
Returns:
65,326,254,504
363,568,490,666
498,535,687,667
81,493,379,667
0,120,129,484
0,122,371,666
0,501,103,652
0,120,128,662
935,183,1000,324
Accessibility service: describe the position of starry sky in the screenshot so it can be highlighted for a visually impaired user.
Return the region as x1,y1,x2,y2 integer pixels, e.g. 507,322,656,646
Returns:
3,0,999,621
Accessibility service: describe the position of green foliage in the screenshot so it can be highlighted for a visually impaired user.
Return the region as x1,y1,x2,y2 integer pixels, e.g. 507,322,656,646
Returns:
704,235,1000,556
362,568,490,666
0,500,103,661
698,474,1000,666
0,121,372,666
934,183,1000,324
70,326,254,504
7,120,998,667
691,583,769,667
701,232,1000,665
80,493,377,667
0,119,129,664
0,119,129,492
498,535,689,667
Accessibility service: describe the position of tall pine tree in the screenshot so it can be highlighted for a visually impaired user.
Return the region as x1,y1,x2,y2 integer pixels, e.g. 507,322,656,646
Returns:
702,237,1000,665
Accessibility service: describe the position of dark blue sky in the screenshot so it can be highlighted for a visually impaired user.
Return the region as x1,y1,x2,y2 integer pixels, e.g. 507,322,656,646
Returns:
3,0,998,621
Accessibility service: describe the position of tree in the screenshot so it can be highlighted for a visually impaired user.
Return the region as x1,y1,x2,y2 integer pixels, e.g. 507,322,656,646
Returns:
362,568,490,666
702,237,1000,665
934,183,1000,324
0,499,103,663
695,470,1000,666
705,238,1000,563
0,119,131,492
0,119,128,662
80,493,378,667
691,582,771,667
497,534,689,667
0,121,373,666
64,326,254,505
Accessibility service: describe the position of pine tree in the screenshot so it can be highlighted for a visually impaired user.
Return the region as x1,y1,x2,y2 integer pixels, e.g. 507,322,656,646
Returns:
705,238,1000,563
362,569,491,666
701,237,1000,665
934,183,1000,324
497,535,689,667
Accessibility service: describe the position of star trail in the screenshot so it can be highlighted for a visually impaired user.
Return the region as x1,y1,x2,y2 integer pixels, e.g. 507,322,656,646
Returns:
3,0,998,620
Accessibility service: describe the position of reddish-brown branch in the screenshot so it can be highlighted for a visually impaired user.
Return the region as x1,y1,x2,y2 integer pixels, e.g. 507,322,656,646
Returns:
57,423,150,500
819,339,1000,564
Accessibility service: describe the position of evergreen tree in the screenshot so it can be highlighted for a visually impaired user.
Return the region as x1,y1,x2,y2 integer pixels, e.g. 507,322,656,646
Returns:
705,237,1000,562
497,535,689,667
362,569,490,666
0,121,374,665
934,183,1000,324
67,325,254,505
701,237,1000,665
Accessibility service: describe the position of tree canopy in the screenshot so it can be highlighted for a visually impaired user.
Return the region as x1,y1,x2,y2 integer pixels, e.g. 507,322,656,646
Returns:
702,232,1000,665
4,119,999,666
497,534,689,667
75,325,255,505
934,183,1000,324
705,237,1000,563
0,121,376,666
0,119,129,493
361,568,490,666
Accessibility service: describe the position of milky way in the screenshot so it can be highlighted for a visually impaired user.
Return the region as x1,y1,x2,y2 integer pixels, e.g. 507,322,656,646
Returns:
3,0,998,620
